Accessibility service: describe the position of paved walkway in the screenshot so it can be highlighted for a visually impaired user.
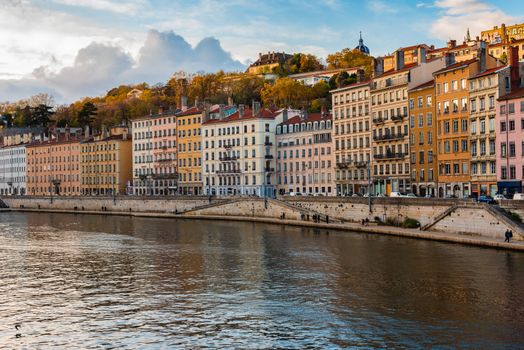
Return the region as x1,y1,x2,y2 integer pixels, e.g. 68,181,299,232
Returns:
2,208,524,251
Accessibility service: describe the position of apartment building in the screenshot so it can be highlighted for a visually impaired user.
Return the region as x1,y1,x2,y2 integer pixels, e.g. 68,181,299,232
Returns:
371,51,412,195
81,127,132,196
331,80,372,196
469,65,508,197
0,144,26,195
434,44,498,198
177,107,203,195
276,112,334,196
201,104,283,197
26,137,81,196
132,111,178,195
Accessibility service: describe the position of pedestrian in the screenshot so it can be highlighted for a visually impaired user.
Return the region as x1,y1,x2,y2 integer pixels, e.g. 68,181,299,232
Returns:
509,230,513,242
504,229,510,242
326,215,329,224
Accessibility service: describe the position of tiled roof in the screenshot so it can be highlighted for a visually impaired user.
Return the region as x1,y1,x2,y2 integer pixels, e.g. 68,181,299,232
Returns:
278,113,332,127
202,106,277,125
374,63,418,79
176,106,202,117
26,137,82,148
329,80,371,93
498,87,524,101
472,65,507,78
433,58,477,75
408,80,434,92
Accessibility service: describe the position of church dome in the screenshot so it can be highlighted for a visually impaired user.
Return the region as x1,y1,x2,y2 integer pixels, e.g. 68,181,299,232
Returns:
354,32,370,55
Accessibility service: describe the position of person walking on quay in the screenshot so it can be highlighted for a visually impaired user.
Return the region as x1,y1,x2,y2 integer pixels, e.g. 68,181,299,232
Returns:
504,229,512,243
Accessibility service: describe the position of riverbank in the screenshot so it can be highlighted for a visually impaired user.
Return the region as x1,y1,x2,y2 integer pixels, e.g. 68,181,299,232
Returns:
3,207,523,251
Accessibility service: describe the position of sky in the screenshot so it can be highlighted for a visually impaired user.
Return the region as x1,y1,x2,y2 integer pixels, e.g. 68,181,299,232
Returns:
0,0,522,103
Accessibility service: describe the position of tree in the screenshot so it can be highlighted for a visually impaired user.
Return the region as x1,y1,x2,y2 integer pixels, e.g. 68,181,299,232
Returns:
272,53,325,77
31,104,54,127
261,77,312,108
77,101,98,127
326,48,373,77
229,75,265,105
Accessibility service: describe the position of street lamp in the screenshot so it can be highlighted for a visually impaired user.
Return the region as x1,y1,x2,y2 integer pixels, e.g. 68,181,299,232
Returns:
50,179,61,203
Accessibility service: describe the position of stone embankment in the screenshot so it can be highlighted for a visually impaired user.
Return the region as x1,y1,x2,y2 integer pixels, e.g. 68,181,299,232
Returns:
1,195,524,250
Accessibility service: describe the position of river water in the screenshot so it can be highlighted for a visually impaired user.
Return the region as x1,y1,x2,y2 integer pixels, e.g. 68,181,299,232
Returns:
0,211,523,349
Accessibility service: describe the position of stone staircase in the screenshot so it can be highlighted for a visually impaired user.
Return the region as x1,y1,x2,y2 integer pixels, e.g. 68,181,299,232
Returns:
177,198,240,214
0,198,8,209
269,198,342,223
420,205,458,231
484,204,524,240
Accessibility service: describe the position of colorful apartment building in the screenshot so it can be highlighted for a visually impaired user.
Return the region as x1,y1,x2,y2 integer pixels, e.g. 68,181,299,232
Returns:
177,107,203,195
408,81,437,196
201,104,282,197
26,137,81,196
0,144,26,195
132,111,178,195
434,46,498,198
276,112,334,196
468,65,508,197
371,51,412,195
81,126,132,196
331,81,372,196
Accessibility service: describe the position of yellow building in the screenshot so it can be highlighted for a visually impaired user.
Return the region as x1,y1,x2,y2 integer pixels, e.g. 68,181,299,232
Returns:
247,52,292,75
382,45,431,72
176,107,203,195
481,23,524,45
81,126,133,195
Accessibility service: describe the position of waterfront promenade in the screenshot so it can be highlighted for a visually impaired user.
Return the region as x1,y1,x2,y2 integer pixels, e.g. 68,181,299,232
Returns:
2,195,523,251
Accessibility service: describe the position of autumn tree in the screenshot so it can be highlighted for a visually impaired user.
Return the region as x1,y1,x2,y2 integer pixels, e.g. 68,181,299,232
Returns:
326,49,373,77
273,53,325,77
77,101,98,127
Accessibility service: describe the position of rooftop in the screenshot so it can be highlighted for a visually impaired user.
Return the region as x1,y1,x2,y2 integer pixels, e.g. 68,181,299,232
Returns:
278,112,332,127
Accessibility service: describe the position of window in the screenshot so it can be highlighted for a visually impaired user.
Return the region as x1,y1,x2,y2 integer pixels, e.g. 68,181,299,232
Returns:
501,121,507,132
510,120,516,131
501,166,507,180
501,142,507,158
510,142,516,157
427,113,432,126
418,114,424,127
509,103,515,114
510,166,516,180
461,119,468,132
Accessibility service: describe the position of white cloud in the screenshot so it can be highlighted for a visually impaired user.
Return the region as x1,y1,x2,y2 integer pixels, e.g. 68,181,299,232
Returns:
368,0,398,14
430,0,519,41
0,30,245,103
51,0,146,14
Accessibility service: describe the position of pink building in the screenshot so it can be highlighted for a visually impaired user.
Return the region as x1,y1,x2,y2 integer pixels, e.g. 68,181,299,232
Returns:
497,87,524,195
275,112,334,196
496,48,524,196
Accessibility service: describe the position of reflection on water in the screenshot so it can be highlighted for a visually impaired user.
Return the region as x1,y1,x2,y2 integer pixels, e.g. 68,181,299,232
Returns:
0,212,523,348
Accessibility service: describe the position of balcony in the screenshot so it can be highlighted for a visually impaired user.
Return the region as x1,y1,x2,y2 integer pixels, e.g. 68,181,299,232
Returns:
336,161,351,169
219,156,238,161
374,152,407,161
152,173,178,180
264,154,274,160
264,141,273,146
264,167,275,172
354,161,368,168
216,169,241,174
372,117,384,124
373,133,406,142
391,114,407,122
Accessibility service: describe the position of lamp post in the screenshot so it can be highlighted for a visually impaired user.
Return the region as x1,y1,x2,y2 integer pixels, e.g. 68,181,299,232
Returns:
367,161,372,213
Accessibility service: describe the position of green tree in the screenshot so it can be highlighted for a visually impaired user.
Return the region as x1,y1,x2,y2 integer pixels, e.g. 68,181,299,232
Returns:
327,48,373,77
77,101,98,127
31,104,54,127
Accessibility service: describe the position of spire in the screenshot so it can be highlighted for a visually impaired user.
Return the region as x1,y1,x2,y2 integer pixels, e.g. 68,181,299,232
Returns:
359,31,363,44
466,28,471,42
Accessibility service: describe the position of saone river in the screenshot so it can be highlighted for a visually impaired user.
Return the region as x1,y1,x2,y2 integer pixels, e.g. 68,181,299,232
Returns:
0,211,523,349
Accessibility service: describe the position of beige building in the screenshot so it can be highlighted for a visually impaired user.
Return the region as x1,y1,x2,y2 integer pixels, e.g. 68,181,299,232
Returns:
331,80,372,195
371,51,412,195
276,112,334,196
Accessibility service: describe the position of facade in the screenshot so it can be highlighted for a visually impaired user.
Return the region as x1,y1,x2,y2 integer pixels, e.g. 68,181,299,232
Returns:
371,51,412,195
247,52,293,75
81,127,132,196
331,81,372,195
0,144,26,195
132,111,178,195
276,112,334,196
482,23,524,45
202,105,283,197
26,138,81,196
382,45,430,72
468,66,508,197
177,107,203,195
408,81,437,196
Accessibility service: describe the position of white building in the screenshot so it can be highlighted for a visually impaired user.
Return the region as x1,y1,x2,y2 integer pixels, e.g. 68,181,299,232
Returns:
201,104,298,197
0,144,26,195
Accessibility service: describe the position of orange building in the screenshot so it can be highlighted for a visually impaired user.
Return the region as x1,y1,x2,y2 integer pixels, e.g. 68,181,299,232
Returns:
434,49,498,198
408,80,437,196
26,137,81,196
382,45,431,72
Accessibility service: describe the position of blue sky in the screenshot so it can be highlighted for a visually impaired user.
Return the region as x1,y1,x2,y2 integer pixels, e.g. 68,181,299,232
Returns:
0,0,522,103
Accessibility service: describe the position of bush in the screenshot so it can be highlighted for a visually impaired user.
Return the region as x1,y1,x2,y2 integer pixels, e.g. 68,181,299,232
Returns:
385,217,401,226
402,218,420,228
508,211,522,223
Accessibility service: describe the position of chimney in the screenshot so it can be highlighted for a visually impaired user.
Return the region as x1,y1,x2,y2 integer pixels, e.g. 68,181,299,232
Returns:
158,106,164,115
252,101,261,117
501,23,507,43
394,50,405,70
445,52,456,67
194,97,199,108
181,95,188,112
84,125,90,139
219,104,225,119
227,96,233,106
356,69,365,82
282,109,288,122
372,57,384,77
418,47,426,64
509,45,520,89
239,104,245,118
478,41,487,73
321,105,327,116
447,40,457,49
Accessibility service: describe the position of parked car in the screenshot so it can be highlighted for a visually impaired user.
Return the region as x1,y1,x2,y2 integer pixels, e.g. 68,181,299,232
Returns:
404,193,417,198
513,193,524,200
351,193,361,197
478,195,496,204
389,191,402,197
493,194,506,201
